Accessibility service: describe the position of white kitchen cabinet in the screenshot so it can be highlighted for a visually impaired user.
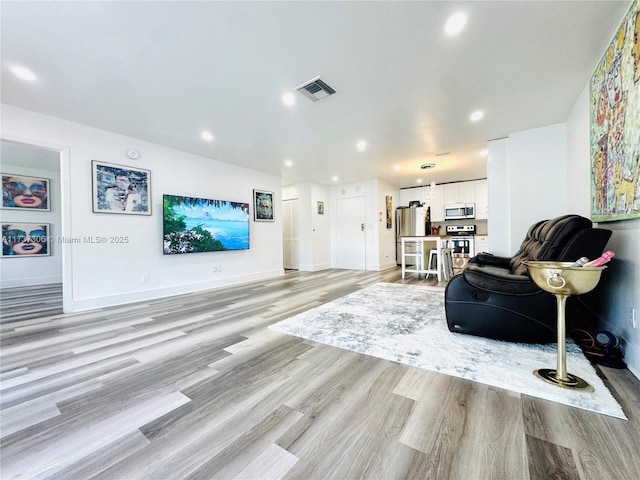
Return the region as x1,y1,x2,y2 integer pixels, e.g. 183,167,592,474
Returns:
399,186,424,207
473,179,488,219
444,181,475,204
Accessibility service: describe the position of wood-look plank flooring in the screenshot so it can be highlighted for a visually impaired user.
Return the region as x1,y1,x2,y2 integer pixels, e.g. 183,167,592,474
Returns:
1,269,639,479
0,283,63,322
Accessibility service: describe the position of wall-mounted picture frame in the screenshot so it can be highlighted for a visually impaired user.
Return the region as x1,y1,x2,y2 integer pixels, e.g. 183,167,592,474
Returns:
317,201,325,215
385,195,393,228
2,222,51,257
589,1,640,222
253,189,274,222
163,194,250,254
2,173,50,211
92,160,151,215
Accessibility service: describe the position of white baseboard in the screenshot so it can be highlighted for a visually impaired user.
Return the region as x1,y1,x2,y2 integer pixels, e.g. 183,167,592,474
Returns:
298,263,332,272
367,261,398,271
68,269,284,312
1,276,62,289
378,261,399,271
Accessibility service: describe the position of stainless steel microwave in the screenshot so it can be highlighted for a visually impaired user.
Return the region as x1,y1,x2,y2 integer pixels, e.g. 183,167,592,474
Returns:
444,203,475,220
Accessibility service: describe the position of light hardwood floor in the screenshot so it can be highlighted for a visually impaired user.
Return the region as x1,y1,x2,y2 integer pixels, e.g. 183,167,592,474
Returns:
1,269,639,479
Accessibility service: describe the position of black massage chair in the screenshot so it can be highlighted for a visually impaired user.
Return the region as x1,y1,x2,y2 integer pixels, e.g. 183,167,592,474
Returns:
444,214,612,343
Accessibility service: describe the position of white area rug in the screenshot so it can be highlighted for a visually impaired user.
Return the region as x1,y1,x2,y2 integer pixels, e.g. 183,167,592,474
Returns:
269,282,626,419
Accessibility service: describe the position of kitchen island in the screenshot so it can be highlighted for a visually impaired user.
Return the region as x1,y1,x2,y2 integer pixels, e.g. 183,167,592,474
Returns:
400,236,451,281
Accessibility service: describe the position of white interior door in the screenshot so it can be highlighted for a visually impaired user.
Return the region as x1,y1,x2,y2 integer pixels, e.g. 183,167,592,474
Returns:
282,199,300,269
335,196,366,270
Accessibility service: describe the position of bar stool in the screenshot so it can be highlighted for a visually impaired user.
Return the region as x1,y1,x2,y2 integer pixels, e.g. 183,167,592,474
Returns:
441,247,454,280
428,247,454,281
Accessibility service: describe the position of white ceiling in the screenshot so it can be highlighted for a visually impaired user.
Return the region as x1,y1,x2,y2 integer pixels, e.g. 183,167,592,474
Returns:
0,1,631,188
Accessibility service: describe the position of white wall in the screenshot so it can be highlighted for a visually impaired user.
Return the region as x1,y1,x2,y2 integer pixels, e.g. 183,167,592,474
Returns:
487,124,569,255
2,105,283,311
487,138,511,256
567,83,640,379
508,124,569,249
0,161,62,287
376,179,400,271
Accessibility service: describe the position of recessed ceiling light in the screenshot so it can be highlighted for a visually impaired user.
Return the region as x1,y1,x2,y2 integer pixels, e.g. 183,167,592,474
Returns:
356,140,368,152
394,165,401,171
332,176,339,182
445,12,467,36
201,131,214,141
281,92,295,107
469,110,485,122
284,159,293,167
10,66,37,82
480,148,489,157
416,179,423,184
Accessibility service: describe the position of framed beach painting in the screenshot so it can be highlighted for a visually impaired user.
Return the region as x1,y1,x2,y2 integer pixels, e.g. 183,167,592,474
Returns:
2,222,51,257
92,161,151,215
163,194,249,254
589,1,640,222
2,173,50,211
253,189,274,222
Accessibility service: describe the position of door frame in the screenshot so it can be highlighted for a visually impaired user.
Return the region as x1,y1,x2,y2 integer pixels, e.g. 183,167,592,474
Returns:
2,134,73,313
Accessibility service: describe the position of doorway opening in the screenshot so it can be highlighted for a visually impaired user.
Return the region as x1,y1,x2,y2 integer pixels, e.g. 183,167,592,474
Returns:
0,137,71,318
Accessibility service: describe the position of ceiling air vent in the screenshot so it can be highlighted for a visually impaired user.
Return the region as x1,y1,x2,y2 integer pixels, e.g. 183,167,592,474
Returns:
296,77,337,102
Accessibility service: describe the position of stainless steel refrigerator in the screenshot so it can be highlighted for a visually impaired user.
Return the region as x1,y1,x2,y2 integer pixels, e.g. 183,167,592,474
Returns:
396,206,430,265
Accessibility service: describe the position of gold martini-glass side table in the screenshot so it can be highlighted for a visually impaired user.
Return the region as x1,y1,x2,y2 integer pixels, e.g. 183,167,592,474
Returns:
524,261,607,391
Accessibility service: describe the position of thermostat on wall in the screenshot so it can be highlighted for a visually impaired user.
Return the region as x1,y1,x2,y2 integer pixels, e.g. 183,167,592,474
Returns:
126,149,140,160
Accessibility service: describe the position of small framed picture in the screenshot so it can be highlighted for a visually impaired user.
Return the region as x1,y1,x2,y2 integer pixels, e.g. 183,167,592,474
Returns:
317,201,325,215
2,173,51,211
253,189,274,222
92,161,151,215
2,222,51,257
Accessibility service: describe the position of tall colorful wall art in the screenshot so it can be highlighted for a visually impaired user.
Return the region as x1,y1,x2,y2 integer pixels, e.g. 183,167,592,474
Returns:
590,0,640,222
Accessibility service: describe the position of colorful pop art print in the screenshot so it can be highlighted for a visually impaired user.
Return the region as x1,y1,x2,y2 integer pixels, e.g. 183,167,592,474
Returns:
590,0,640,222
2,173,50,211
2,222,51,258
92,161,151,215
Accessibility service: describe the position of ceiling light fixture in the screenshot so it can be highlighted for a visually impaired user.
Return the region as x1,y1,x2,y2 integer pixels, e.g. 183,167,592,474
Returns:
421,163,437,205
284,159,293,167
332,176,339,182
469,110,485,122
394,165,401,171
281,92,295,107
10,66,37,82
444,12,467,36
356,140,368,152
201,131,214,141
480,148,489,157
